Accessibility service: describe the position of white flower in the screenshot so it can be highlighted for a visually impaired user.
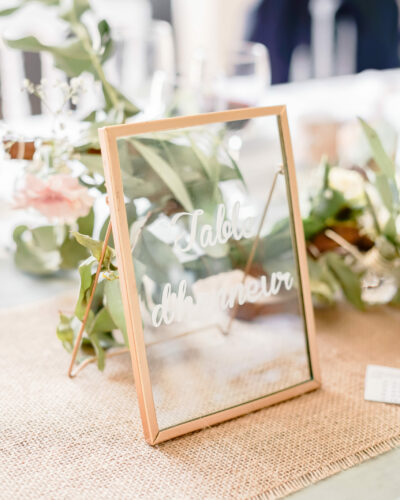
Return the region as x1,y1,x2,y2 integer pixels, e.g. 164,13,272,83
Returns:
70,76,84,91
329,167,365,200
22,78,35,94
59,81,70,93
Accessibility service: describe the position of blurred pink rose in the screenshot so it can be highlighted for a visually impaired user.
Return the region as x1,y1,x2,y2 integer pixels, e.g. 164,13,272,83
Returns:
14,174,93,223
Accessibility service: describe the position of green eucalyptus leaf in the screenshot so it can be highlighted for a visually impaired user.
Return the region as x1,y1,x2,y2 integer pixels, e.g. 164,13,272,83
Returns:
75,256,96,320
75,121,103,151
133,138,215,182
374,174,394,212
90,332,105,371
90,306,117,334
0,0,58,16
60,0,90,22
303,215,326,240
77,207,95,236
72,232,115,266
90,278,107,314
390,288,400,306
60,235,90,269
264,219,292,259
359,118,399,213
5,36,92,76
97,19,113,62
134,228,184,285
221,144,246,187
272,215,326,244
311,188,347,221
78,153,104,176
186,135,213,179
99,217,111,244
364,189,381,235
97,331,122,349
81,110,98,122
13,225,61,275
31,225,65,251
120,171,159,199
133,258,146,289
322,160,331,190
188,178,223,216
130,139,194,212
119,137,238,204
383,216,397,244
56,313,75,351
309,279,335,305
184,254,231,280
219,163,242,182
103,82,139,117
307,256,337,305
0,7,20,15
13,225,29,244
104,279,128,344
325,252,364,309
99,203,136,246
359,118,395,178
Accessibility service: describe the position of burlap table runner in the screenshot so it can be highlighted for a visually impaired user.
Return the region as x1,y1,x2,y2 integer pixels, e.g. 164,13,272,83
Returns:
1,293,400,499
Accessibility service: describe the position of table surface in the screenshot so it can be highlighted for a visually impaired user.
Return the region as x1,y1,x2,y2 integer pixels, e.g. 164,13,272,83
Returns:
2,69,400,499
271,70,400,499
2,251,400,499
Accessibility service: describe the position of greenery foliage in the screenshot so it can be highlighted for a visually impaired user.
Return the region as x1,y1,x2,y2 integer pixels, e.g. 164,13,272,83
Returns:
2,0,400,370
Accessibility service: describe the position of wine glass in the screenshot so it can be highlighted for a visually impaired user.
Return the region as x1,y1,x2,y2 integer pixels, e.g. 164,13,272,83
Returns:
216,42,271,111
214,43,271,159
101,18,176,119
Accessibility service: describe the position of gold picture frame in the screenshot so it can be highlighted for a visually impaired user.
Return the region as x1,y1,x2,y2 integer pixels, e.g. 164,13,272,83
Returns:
98,106,321,445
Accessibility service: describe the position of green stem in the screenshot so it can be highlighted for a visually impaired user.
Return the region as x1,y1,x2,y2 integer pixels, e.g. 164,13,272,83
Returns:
84,40,119,110
364,189,381,235
70,18,120,111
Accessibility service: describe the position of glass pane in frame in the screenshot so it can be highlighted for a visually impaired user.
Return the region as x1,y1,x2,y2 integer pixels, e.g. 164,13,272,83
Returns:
100,107,320,443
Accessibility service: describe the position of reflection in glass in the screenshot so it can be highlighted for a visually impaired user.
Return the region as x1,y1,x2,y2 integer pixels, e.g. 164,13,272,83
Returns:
117,116,311,430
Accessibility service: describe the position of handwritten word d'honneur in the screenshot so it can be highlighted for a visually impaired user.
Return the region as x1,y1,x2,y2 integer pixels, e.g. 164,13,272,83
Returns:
151,273,294,327
150,201,294,327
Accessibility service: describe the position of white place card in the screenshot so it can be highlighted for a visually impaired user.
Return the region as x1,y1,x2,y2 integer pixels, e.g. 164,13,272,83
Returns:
364,365,400,405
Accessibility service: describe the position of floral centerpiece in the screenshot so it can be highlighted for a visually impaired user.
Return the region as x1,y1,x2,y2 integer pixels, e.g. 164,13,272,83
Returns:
1,0,400,371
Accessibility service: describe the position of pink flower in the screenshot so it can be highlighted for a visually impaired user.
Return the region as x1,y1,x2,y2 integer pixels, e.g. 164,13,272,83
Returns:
14,174,93,223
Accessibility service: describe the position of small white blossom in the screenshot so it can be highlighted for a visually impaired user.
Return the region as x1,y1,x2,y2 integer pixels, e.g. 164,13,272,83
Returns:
329,167,365,200
59,81,70,93
70,76,84,91
22,78,35,93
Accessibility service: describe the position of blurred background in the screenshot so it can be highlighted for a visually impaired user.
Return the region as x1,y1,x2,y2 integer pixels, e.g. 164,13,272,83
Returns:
1,0,400,117
1,0,400,163
1,0,400,304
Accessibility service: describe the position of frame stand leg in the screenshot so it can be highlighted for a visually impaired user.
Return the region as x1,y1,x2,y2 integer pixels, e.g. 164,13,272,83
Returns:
68,221,113,378
225,166,284,335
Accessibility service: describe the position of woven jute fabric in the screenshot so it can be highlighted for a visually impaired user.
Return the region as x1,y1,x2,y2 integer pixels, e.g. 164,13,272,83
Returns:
1,294,400,500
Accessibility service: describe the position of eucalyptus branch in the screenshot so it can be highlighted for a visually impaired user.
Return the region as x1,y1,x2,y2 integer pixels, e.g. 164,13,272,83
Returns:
71,21,120,111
